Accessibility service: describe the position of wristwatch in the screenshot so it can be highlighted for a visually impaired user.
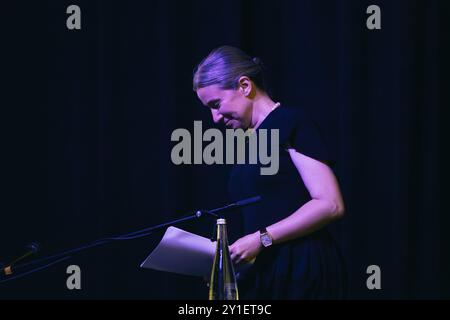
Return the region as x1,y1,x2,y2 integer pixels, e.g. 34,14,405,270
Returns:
259,228,273,248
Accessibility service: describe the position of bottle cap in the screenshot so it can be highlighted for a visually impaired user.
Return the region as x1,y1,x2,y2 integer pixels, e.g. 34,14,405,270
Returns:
217,218,226,224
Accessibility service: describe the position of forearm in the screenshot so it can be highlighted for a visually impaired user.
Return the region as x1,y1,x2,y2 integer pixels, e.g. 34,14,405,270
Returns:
266,199,344,245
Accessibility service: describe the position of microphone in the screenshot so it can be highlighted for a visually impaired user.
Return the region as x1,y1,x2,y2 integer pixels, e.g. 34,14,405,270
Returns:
207,195,262,217
235,196,261,207
2,242,40,276
206,196,262,241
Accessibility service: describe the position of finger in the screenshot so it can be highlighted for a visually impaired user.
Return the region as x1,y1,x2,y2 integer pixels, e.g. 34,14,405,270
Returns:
231,252,241,264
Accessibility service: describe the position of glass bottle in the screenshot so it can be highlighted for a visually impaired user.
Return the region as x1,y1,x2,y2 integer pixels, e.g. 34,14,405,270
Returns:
208,218,239,300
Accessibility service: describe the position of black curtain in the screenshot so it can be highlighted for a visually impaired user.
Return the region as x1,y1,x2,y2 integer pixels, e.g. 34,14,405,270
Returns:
1,0,449,299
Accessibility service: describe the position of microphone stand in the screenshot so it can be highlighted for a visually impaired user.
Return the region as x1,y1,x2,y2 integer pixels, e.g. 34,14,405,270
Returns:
0,196,261,284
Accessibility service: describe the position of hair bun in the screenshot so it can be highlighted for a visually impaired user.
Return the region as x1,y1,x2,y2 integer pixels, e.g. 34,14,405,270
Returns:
252,57,262,66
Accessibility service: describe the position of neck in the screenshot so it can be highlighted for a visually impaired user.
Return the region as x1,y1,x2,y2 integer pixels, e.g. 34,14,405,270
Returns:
250,94,278,129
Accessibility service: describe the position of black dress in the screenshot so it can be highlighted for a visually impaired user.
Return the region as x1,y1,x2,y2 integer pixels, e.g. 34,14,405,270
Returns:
228,106,347,300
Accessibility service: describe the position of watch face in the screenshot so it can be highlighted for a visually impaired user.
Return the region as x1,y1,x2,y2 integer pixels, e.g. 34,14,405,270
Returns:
261,234,272,247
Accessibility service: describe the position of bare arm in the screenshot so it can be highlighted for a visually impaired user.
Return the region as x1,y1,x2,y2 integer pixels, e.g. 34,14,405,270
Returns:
266,148,345,244
230,148,345,263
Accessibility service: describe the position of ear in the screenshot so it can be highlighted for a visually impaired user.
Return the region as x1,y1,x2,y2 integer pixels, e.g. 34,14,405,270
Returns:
237,76,253,97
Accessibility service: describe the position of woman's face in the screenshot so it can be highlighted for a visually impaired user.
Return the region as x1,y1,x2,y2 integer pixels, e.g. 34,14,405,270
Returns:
196,83,253,129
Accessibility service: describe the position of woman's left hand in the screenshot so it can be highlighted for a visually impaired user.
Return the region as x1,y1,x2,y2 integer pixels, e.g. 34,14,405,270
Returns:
229,231,262,264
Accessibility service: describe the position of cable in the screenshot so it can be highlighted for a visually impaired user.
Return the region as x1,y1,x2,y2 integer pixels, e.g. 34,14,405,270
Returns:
0,256,71,284
2,212,198,281
1,196,260,284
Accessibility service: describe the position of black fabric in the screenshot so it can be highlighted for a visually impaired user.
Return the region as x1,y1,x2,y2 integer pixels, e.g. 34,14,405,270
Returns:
228,106,346,299
2,0,449,299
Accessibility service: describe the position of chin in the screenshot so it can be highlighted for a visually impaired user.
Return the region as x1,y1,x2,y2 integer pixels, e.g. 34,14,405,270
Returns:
226,119,245,129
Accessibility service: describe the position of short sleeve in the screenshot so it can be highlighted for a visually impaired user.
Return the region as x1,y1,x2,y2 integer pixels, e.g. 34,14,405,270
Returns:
283,108,331,164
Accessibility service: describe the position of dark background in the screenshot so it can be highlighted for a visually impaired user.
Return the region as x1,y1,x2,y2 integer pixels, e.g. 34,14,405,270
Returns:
1,0,449,299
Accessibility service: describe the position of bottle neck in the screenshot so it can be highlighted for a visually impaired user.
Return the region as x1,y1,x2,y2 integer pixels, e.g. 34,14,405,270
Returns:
217,223,228,243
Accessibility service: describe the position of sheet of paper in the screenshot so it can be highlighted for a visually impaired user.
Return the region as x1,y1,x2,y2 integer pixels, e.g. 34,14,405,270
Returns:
140,226,216,277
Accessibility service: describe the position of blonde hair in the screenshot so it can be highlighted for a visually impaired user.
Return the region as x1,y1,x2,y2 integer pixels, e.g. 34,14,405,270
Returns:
193,46,267,92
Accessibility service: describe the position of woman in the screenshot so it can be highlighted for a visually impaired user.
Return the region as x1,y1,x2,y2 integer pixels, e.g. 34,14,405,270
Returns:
193,46,347,299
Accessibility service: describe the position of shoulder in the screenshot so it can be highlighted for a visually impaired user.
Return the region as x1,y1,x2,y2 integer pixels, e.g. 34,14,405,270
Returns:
263,106,318,140
266,106,315,128
269,106,331,164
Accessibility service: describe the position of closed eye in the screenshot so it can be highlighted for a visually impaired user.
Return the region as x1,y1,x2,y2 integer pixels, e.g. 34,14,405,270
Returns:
207,99,221,110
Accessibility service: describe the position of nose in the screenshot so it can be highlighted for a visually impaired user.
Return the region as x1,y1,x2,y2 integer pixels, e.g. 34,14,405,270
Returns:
211,109,224,124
